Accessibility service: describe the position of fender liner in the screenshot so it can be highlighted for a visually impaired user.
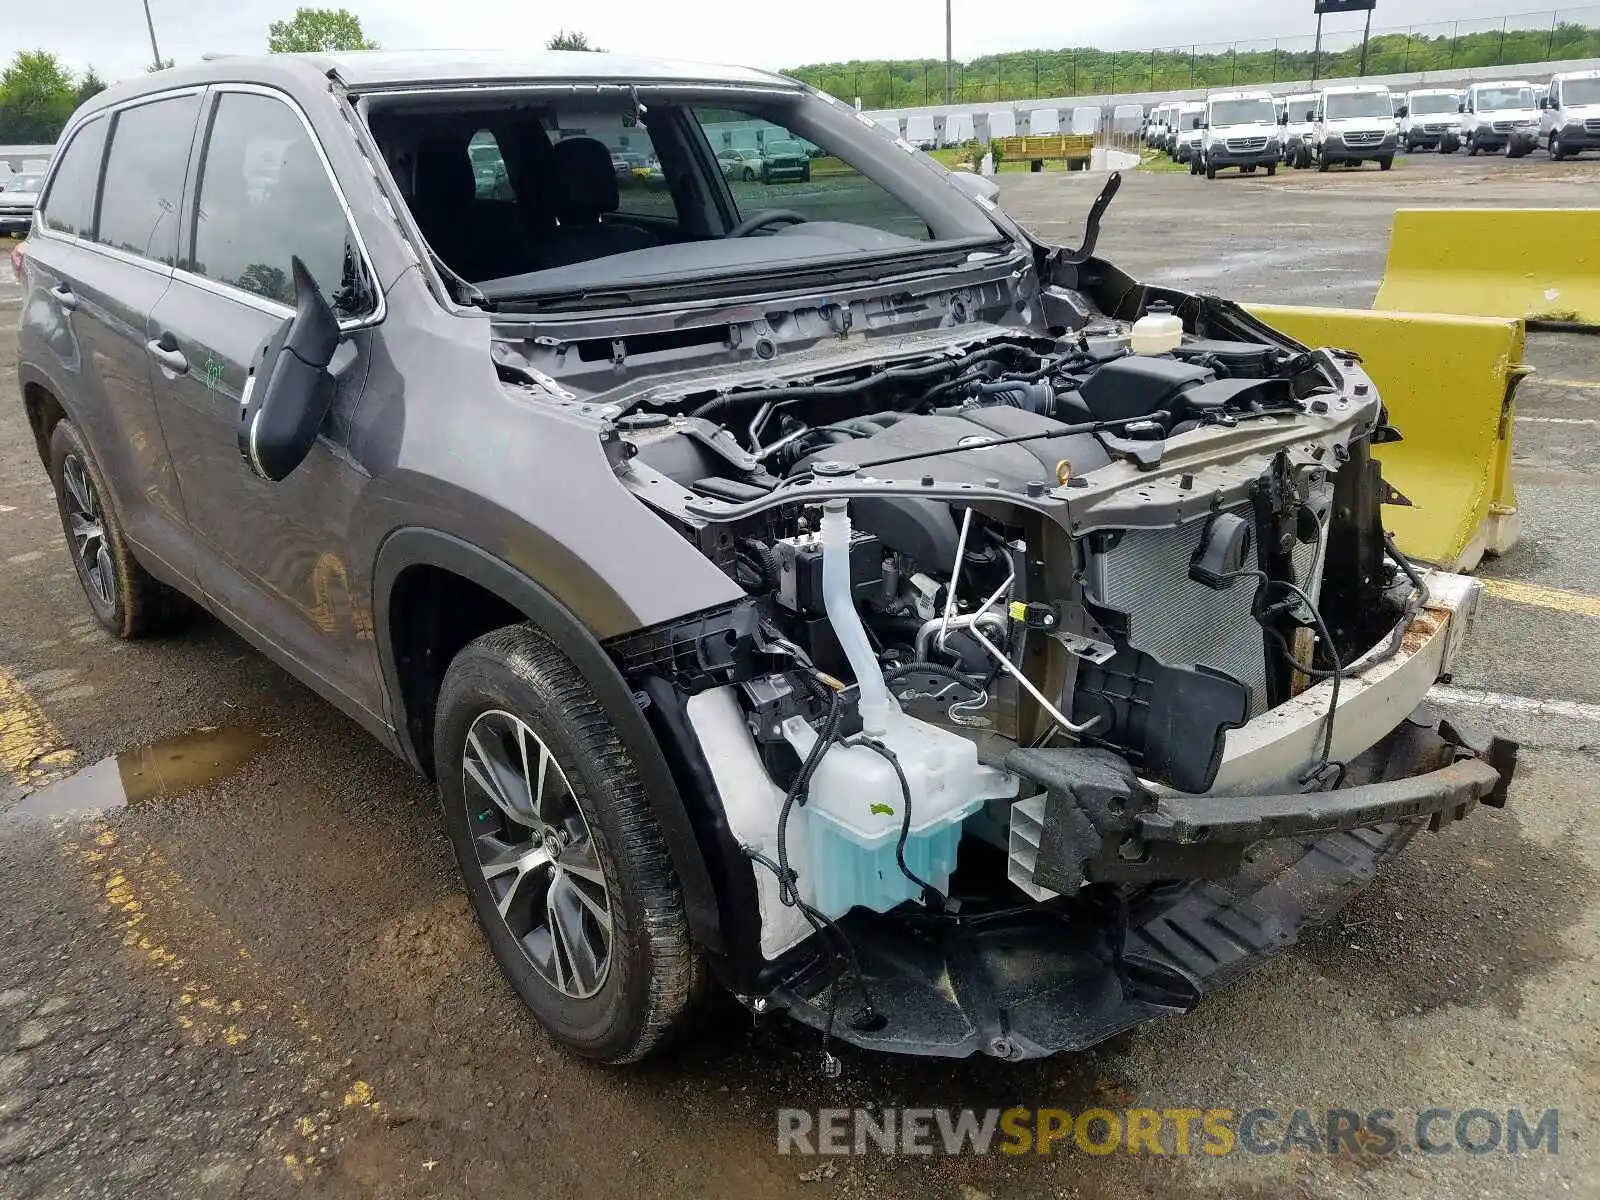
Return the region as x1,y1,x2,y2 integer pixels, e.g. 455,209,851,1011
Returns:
371,527,725,954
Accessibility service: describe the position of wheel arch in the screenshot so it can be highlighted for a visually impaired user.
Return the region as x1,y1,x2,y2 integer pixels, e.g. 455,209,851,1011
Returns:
372,527,726,954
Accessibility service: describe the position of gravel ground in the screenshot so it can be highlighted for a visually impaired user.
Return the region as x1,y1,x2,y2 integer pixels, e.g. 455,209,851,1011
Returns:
0,153,1597,1199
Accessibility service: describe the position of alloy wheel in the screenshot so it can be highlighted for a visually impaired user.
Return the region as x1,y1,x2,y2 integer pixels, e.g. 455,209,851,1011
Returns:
461,709,613,999
61,454,114,611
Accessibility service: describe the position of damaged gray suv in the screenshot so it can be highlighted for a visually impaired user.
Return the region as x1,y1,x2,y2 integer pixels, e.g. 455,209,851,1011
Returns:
15,51,1516,1066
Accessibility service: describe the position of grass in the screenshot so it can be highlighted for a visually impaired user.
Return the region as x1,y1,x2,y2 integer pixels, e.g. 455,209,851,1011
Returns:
1138,148,1190,173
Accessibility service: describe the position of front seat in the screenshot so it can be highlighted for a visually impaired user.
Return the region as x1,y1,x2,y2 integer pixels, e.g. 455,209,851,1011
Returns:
412,138,539,282
539,138,659,267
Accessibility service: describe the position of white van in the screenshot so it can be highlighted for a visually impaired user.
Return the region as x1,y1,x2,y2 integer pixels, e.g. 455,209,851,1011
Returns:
1281,92,1319,168
1399,89,1463,152
1460,80,1540,157
1144,103,1169,146
1540,69,1600,160
903,114,938,150
1173,102,1205,161
1308,84,1398,171
1196,89,1282,178
1028,107,1061,136
942,111,975,146
985,109,1016,141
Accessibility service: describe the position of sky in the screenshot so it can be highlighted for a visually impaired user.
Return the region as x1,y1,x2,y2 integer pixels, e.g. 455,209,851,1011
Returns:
1,0,1569,84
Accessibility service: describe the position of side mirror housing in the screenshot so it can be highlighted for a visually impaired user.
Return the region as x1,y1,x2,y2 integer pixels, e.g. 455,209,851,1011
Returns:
1278,112,1289,125
238,257,341,482
1396,105,1410,119
1538,96,1552,109
1458,102,1468,113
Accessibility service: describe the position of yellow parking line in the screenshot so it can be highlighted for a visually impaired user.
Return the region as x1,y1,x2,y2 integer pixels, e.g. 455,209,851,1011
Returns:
1480,577,1600,619
0,665,77,788
1540,378,1600,392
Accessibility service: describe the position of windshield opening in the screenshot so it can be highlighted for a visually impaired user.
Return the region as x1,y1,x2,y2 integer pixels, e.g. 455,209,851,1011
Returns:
1209,98,1276,126
1563,77,1600,105
2,173,43,191
1410,94,1459,115
1326,93,1393,120
364,86,1001,305
1476,86,1534,111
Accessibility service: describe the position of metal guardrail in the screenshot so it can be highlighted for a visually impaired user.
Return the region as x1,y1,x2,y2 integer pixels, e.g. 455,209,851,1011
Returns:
787,5,1600,107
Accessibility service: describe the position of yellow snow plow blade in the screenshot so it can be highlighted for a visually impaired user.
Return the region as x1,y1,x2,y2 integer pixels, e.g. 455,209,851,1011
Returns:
1374,208,1600,327
1247,304,1527,572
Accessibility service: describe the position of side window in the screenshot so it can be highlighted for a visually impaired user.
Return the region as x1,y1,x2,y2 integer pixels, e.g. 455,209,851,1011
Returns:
38,116,108,238
191,91,371,317
96,94,200,265
692,108,929,242
468,130,512,201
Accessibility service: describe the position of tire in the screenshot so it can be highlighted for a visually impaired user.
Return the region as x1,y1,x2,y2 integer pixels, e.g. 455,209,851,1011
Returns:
1549,132,1566,161
1266,162,1277,177
1317,153,1330,172
800,166,811,182
1440,135,1458,154
48,419,191,639
435,624,707,1064
741,167,755,182
1468,133,1479,156
1205,159,1217,180
1379,155,1394,171
1507,138,1530,160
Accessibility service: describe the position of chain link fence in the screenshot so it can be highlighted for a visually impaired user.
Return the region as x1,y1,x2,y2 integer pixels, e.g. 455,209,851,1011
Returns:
787,6,1600,107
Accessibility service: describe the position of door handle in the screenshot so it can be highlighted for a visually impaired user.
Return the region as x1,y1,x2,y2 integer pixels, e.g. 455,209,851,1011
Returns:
146,337,189,375
51,283,78,311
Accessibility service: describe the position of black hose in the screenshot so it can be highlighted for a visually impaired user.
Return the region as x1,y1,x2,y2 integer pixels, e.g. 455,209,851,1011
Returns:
883,661,983,691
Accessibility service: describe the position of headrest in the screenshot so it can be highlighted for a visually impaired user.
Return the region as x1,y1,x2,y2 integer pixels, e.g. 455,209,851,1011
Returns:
549,137,620,223
414,138,475,211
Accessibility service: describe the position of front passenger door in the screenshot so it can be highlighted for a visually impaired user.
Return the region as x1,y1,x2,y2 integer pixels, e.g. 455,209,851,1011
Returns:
148,86,385,715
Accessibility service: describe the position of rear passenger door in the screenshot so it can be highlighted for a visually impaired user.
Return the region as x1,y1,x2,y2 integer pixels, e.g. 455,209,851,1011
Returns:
147,85,384,714
23,94,203,588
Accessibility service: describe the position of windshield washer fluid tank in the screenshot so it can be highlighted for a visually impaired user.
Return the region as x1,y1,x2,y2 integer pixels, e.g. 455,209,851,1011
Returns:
781,711,1017,917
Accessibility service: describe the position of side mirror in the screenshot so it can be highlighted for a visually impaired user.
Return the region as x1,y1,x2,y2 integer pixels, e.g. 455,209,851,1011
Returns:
1539,96,1552,109
238,257,341,482
1458,102,1468,113
1278,112,1289,125
1396,105,1410,119
947,168,1000,205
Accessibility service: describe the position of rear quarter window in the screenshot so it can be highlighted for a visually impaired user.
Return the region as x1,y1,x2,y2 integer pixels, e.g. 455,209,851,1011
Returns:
38,116,109,238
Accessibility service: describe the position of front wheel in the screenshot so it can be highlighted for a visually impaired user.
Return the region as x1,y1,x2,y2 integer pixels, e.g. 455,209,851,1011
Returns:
1467,133,1480,156
1378,155,1394,171
1266,162,1277,177
1549,132,1567,161
435,625,707,1064
1205,159,1217,180
741,167,756,182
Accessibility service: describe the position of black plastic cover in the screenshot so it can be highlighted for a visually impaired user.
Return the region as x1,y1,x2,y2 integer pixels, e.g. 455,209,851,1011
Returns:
1078,356,1214,423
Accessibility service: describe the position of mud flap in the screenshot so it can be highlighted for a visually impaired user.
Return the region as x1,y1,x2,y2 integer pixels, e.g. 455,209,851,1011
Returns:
1247,303,1527,572
1373,208,1600,328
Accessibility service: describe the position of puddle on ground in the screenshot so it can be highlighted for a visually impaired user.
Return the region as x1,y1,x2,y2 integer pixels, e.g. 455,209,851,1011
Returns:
3,726,268,820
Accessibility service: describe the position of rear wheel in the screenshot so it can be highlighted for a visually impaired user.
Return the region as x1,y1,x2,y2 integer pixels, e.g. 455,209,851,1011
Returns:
48,419,191,638
435,624,707,1064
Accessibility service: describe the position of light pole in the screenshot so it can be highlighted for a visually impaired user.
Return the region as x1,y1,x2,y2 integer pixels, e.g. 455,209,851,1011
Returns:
141,0,164,71
945,0,954,104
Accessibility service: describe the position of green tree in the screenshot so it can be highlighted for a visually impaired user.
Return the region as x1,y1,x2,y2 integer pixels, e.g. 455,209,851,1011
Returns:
0,51,78,143
73,66,108,107
268,7,379,53
547,30,604,52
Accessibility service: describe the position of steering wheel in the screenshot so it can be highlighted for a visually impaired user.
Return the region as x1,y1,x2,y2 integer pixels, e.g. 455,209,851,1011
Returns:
727,209,808,238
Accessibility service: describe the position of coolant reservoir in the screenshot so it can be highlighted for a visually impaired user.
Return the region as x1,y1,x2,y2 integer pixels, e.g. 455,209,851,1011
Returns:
782,711,1017,917
1130,301,1183,355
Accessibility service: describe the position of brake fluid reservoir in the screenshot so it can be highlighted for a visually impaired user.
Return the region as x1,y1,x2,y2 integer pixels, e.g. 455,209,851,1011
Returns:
1131,301,1183,355
781,711,1017,917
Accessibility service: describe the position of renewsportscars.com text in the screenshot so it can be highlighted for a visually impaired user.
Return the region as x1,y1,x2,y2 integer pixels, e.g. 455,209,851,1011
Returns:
777,1107,1559,1158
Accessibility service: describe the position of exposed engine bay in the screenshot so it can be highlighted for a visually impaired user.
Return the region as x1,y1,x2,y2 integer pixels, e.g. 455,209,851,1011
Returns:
594,298,1514,1061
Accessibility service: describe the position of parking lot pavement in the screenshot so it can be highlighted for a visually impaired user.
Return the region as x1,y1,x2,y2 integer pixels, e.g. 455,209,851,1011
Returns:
2,164,1598,1199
